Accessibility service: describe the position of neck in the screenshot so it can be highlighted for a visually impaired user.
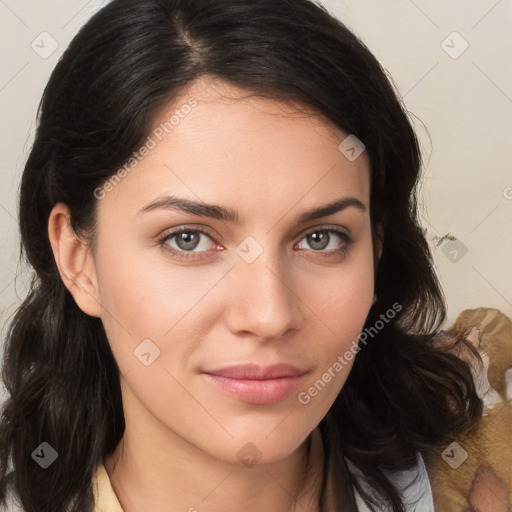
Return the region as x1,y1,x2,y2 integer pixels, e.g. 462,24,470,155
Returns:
103,384,324,512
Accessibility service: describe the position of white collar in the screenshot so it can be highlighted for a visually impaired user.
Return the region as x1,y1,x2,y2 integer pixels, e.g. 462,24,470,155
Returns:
346,451,435,511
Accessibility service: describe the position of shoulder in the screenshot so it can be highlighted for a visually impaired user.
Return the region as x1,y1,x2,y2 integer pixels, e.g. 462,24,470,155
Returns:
346,451,435,512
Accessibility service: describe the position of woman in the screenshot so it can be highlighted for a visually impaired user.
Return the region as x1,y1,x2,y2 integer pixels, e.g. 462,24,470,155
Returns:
0,0,482,510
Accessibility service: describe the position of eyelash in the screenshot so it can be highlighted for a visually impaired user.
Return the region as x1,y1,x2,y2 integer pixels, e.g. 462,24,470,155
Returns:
156,225,354,261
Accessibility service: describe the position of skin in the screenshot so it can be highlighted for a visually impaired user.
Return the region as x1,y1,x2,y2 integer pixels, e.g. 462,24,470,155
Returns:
48,76,382,512
465,465,509,512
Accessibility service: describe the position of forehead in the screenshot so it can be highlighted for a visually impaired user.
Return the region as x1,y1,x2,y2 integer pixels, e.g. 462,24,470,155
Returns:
96,76,370,224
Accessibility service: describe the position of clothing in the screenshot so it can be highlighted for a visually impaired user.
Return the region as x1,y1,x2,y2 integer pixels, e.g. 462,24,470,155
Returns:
347,451,435,511
2,463,124,512
92,451,434,511
93,462,124,512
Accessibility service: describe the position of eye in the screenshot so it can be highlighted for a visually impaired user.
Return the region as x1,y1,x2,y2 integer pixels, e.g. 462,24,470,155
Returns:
156,225,354,262
296,227,353,258
157,226,221,261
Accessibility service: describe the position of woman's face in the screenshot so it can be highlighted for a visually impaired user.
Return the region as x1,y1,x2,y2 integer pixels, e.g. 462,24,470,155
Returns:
84,77,377,465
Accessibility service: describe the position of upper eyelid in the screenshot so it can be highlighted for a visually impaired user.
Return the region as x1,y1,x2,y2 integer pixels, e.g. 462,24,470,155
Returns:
160,224,351,246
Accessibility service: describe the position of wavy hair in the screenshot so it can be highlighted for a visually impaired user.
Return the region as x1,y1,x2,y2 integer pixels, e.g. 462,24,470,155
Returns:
0,0,482,510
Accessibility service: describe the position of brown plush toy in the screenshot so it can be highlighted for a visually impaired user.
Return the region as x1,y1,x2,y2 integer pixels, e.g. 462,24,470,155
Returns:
426,308,512,512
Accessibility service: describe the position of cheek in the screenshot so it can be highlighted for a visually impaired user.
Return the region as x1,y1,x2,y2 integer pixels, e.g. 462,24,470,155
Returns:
94,222,373,377
295,274,372,417
93,241,230,372
292,243,374,409
302,244,375,346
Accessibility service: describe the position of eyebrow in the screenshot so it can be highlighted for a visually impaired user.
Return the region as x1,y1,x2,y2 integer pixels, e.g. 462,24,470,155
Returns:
137,194,366,223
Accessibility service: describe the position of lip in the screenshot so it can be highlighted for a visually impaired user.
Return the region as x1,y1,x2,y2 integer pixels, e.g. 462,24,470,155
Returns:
202,364,307,405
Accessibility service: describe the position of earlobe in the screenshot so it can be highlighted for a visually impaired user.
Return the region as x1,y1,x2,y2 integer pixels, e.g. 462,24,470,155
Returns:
47,203,102,318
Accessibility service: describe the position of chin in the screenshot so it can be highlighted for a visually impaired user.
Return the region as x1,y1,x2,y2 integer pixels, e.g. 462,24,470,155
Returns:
204,431,311,468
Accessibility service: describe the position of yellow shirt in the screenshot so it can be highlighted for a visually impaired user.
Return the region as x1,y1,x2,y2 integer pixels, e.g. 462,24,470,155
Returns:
92,462,124,512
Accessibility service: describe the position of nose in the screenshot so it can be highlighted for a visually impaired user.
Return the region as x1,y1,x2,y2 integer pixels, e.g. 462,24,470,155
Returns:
223,247,302,342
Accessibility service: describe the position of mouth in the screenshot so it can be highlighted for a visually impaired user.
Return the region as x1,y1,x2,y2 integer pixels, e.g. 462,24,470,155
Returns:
202,363,308,405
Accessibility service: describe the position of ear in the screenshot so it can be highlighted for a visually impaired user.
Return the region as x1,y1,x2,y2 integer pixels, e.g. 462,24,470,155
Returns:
48,203,102,318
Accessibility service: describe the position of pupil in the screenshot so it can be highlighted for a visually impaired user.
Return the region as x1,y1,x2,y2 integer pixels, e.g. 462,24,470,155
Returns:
178,232,199,250
309,232,328,250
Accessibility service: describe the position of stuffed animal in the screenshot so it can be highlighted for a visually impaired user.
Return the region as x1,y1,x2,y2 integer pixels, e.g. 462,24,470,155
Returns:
426,308,512,512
